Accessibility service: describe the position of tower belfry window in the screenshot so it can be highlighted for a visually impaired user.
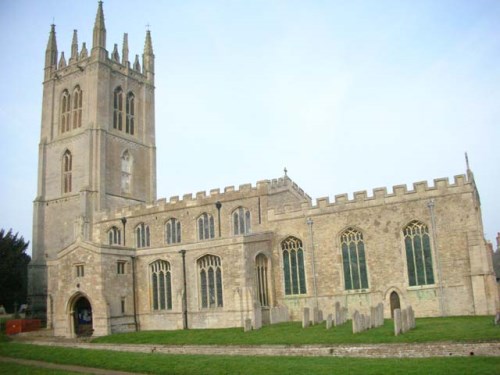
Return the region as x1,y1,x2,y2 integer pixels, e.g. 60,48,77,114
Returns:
62,150,72,193
72,86,82,129
61,90,71,133
126,92,135,135
121,150,132,193
113,87,123,131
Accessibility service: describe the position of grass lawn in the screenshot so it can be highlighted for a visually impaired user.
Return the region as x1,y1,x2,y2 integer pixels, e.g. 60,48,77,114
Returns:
0,361,80,375
0,343,499,375
93,316,500,345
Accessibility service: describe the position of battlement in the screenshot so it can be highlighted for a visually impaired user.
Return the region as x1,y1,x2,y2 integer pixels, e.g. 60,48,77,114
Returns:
269,176,312,201
270,174,471,217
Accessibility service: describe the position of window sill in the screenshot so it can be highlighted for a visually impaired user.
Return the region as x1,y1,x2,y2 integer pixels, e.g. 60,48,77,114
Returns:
407,284,436,291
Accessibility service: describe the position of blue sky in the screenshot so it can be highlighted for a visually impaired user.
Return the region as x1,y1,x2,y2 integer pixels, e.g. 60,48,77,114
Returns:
0,0,499,254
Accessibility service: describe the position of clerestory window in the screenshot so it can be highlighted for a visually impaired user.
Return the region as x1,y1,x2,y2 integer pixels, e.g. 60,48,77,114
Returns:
136,223,150,248
233,207,251,235
198,213,215,240
108,226,121,245
165,218,181,244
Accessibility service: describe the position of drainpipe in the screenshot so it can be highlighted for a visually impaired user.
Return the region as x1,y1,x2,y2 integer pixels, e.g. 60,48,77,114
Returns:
307,218,319,311
428,199,446,317
179,249,188,329
215,201,222,237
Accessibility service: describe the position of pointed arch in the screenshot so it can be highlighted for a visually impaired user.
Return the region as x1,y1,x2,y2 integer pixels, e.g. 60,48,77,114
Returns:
340,227,369,290
62,149,72,193
165,217,181,244
61,89,71,133
403,220,435,286
113,86,123,130
121,150,132,193
126,91,135,135
107,226,121,245
135,222,150,248
72,85,82,129
198,254,223,308
232,207,251,235
281,236,307,295
197,213,215,240
150,260,172,310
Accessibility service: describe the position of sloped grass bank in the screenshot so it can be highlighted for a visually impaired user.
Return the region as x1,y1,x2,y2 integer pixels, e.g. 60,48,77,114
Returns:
0,343,499,375
93,316,500,346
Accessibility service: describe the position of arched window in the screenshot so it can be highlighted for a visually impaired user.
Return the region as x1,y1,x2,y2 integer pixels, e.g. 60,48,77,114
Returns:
72,86,82,129
198,255,223,308
255,254,270,307
136,223,150,248
121,150,132,193
165,218,181,244
233,207,251,235
61,90,71,133
113,87,123,131
150,260,172,310
62,150,72,193
108,226,121,245
403,220,435,286
281,237,307,295
340,227,369,290
198,213,215,240
126,92,135,135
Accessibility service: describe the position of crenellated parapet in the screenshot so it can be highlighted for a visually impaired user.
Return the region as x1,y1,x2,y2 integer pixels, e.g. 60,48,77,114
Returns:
269,174,472,219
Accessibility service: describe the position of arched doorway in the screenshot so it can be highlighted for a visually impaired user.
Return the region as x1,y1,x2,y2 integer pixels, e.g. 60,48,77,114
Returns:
73,296,93,337
390,291,400,318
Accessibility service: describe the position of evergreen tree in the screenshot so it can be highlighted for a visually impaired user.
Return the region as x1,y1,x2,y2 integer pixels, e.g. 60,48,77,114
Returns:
0,229,30,313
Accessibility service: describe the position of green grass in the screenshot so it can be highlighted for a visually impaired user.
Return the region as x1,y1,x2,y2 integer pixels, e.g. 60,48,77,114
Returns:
93,316,500,345
0,343,499,375
0,361,79,374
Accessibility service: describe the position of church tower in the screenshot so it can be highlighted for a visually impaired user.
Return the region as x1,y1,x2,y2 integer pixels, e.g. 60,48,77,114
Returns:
29,1,157,318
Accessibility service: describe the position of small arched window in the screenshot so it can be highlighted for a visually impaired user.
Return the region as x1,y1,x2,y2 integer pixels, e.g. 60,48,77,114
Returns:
113,87,123,131
72,86,82,129
61,90,71,133
340,227,369,290
233,207,251,235
403,220,435,286
198,213,215,240
150,260,172,310
62,150,72,193
136,223,150,248
165,218,181,244
121,150,132,193
108,226,121,245
281,236,307,295
198,255,223,308
126,92,135,135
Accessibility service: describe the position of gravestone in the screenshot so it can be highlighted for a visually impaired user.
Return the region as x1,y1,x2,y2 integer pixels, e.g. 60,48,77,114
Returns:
334,302,341,326
401,308,409,333
352,310,360,333
253,302,262,330
326,314,333,329
302,307,310,328
244,318,252,332
394,308,402,336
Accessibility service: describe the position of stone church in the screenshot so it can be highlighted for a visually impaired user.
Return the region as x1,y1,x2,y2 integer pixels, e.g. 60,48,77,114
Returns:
28,2,498,337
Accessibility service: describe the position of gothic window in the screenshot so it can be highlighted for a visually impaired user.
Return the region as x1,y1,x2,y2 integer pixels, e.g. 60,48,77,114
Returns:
403,220,435,286
255,254,270,307
281,236,307,295
198,213,215,240
108,226,121,245
62,150,72,194
126,92,135,135
198,255,223,308
150,260,172,310
113,87,123,131
72,86,82,129
121,150,132,194
233,207,251,235
165,218,181,244
61,90,71,133
136,223,150,248
340,227,369,290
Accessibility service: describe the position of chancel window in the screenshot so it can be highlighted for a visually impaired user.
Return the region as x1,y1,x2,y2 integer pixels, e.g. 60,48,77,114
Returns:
198,213,215,240
255,254,270,307
233,207,251,235
108,226,121,245
72,86,82,129
198,255,223,308
150,260,172,310
165,218,181,244
61,90,71,133
62,150,72,194
281,237,307,295
121,150,132,193
340,227,369,290
403,220,435,286
136,223,150,248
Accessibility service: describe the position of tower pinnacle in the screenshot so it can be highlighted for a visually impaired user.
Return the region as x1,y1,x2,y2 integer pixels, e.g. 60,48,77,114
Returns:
142,30,154,81
69,30,79,64
45,24,58,70
92,1,106,53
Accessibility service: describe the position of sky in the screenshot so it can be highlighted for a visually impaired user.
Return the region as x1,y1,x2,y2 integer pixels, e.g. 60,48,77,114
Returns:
0,0,499,255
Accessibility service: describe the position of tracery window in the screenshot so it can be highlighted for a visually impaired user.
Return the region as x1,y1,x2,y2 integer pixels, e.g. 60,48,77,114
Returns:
198,213,215,240
121,150,132,193
113,87,123,131
136,223,150,248
62,150,72,193
150,260,172,310
72,86,82,129
126,92,135,135
108,226,121,245
198,255,223,308
61,90,71,133
281,237,307,295
165,218,181,244
340,227,369,290
255,254,270,307
233,207,251,235
403,220,435,286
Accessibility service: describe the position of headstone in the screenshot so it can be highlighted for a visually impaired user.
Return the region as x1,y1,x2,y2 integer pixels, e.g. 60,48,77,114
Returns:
312,307,319,325
318,309,324,323
408,306,415,329
370,307,376,328
394,308,402,336
334,302,341,326
302,307,310,328
401,308,409,333
326,314,333,329
244,318,252,332
253,302,262,330
495,312,500,325
352,310,360,333
378,303,384,327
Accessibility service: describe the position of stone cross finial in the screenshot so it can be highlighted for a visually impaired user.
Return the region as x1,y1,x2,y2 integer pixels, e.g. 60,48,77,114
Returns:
284,167,288,177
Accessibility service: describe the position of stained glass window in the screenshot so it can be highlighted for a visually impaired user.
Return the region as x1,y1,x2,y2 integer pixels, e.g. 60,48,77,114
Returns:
403,221,435,286
281,237,307,295
340,228,369,290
